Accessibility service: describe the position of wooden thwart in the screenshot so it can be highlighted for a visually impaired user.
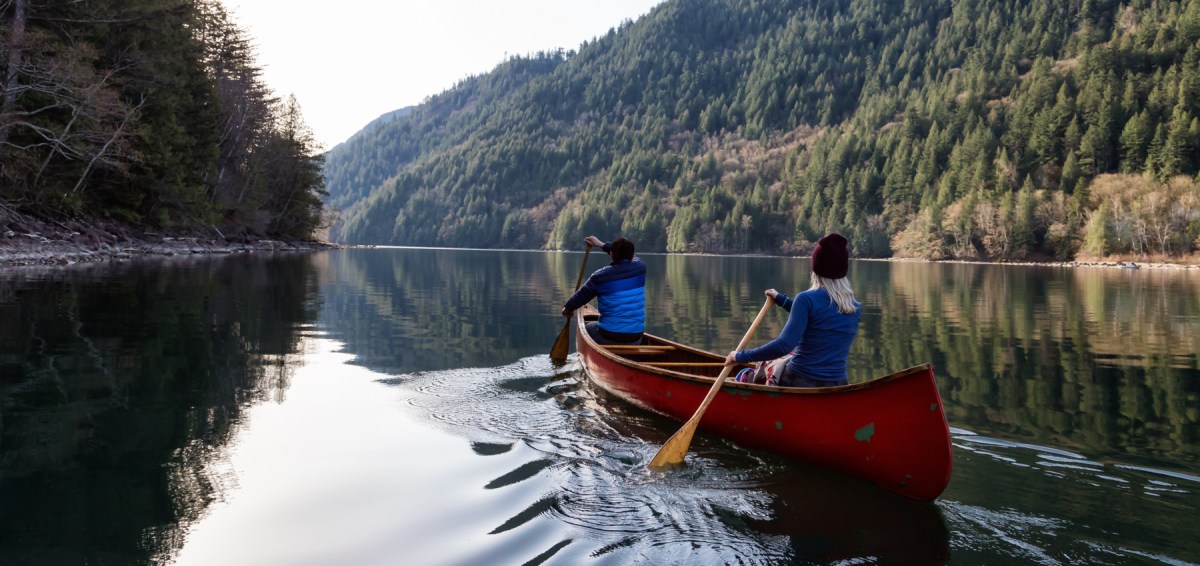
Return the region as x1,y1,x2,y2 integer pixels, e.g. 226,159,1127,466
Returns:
602,344,675,350
643,362,728,367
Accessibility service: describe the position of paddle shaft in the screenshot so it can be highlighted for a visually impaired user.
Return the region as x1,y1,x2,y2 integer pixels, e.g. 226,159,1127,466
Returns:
550,244,593,361
649,297,776,469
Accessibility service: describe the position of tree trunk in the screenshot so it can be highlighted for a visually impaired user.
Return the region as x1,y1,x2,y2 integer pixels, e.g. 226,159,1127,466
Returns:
0,0,28,156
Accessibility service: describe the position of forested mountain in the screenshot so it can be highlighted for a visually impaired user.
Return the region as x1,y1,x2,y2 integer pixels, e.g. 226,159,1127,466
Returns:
329,0,1200,260
1,0,327,240
325,107,412,157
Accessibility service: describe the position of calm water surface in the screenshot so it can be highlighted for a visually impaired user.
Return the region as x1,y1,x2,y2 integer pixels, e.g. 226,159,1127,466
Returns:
0,248,1197,565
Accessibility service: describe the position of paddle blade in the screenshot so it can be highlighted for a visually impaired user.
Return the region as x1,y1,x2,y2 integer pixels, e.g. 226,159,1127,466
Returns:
649,417,699,468
550,319,570,361
648,370,730,469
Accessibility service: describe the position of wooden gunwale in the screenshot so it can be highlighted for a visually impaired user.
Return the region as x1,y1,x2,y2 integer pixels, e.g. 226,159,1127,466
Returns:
581,308,932,394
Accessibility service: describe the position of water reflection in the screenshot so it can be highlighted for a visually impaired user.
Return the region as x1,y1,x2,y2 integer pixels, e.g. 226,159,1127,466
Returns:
872,261,1200,471
316,248,566,373
0,255,319,564
1,248,1197,564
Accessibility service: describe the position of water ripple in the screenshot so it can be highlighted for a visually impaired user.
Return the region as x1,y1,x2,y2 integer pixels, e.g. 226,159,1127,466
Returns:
377,355,796,564
953,432,1197,504
942,502,1064,565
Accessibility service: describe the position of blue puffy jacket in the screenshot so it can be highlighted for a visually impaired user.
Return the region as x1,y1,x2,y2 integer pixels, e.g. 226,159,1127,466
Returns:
563,246,646,335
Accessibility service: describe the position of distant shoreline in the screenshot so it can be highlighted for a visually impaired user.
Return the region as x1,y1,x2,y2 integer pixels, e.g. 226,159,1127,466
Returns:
864,256,1200,270
2,219,1196,270
0,213,336,269
651,250,1200,270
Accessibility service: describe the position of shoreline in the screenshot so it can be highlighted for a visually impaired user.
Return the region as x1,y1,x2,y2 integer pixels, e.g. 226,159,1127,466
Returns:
866,256,1200,270
7,241,1195,271
2,211,1196,270
0,213,337,269
657,251,1200,270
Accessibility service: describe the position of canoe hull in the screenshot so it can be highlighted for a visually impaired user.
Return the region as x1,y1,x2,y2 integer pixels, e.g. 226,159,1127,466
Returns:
576,311,953,501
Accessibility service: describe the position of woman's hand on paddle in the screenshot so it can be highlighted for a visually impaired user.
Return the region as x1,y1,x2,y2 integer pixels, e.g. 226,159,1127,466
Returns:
764,288,779,301
724,351,739,366
583,235,604,248
561,307,573,318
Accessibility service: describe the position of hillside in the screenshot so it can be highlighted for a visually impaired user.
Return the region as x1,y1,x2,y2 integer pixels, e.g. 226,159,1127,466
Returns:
323,0,1200,260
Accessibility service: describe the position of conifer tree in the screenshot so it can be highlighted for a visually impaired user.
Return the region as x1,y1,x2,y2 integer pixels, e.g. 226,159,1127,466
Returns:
1013,178,1037,256
1119,111,1151,173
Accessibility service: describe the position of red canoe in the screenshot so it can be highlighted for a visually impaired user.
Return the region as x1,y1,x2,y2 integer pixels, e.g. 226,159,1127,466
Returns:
574,307,953,501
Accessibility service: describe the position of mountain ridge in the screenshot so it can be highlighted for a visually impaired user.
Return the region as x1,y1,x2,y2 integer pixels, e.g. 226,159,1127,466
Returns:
323,0,1200,261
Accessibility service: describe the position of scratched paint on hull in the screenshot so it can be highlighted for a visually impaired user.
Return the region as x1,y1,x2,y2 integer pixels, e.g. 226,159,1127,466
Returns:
855,423,875,442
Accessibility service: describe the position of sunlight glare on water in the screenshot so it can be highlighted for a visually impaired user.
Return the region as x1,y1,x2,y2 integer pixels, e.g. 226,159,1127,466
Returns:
171,337,505,566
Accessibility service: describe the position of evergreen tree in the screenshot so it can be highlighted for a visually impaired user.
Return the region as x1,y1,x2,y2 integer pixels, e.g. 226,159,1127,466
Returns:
1013,178,1037,256
1119,111,1151,173
1158,105,1193,178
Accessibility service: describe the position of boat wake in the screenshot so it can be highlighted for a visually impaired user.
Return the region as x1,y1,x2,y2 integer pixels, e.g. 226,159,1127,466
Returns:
951,428,1199,499
944,428,1200,564
373,355,893,564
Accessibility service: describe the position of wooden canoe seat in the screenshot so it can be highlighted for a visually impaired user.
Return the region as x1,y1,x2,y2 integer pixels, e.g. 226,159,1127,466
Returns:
602,344,676,356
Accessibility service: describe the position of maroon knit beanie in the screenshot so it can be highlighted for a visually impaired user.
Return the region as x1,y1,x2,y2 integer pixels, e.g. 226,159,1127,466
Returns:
811,233,849,279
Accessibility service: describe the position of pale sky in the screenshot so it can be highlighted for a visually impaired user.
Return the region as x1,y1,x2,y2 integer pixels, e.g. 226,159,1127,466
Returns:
221,0,665,150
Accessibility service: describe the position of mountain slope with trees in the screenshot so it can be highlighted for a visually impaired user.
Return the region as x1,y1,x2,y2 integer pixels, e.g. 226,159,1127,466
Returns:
1,0,327,242
326,0,1200,260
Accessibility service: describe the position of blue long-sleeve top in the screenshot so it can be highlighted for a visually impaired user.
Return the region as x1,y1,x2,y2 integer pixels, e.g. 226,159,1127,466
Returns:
735,288,861,382
563,242,646,334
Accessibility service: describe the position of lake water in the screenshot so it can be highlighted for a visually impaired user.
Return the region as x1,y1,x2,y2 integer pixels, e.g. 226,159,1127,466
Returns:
0,248,1197,565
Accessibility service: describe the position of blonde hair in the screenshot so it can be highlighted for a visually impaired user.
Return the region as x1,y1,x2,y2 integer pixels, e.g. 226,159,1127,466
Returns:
810,273,859,314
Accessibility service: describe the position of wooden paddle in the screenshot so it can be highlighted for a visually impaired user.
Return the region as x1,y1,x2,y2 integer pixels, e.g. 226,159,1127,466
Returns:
649,296,775,469
550,243,592,361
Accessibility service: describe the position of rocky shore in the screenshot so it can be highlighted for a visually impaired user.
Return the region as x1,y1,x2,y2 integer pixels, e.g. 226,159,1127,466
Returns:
0,212,336,268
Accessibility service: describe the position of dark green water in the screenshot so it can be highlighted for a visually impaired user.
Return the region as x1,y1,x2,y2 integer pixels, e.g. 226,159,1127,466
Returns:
0,248,1196,565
